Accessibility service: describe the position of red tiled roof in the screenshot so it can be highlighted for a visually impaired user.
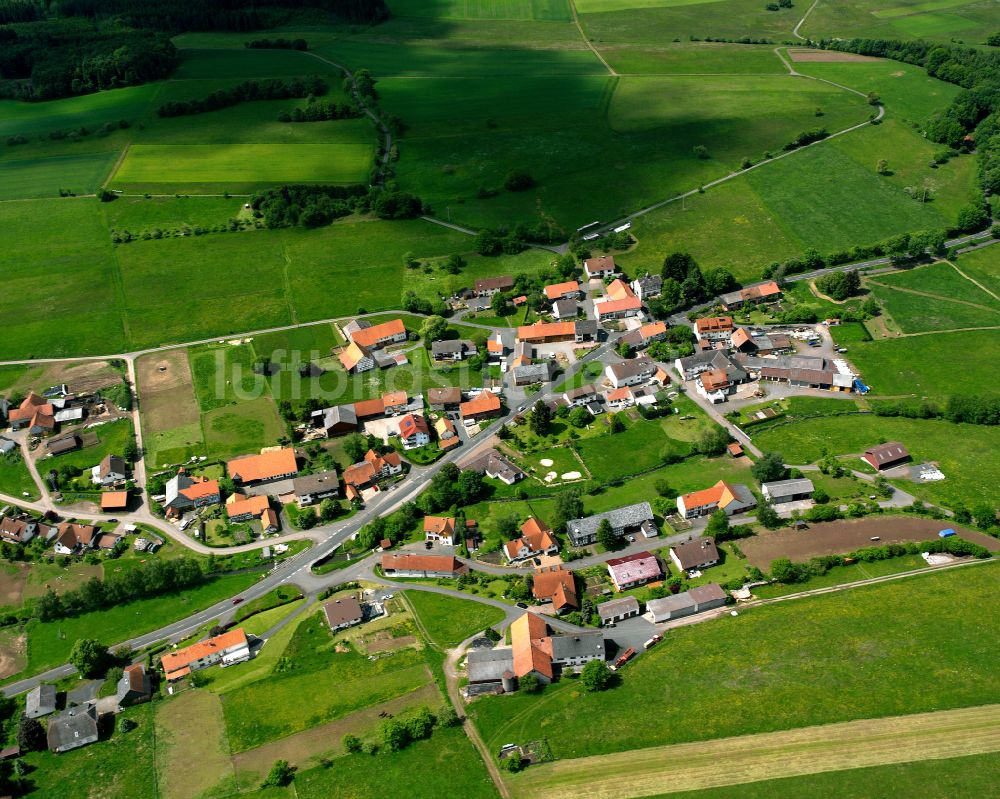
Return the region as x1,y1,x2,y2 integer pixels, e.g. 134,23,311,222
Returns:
350,319,406,348
339,341,370,372
161,629,247,679
225,493,270,519
227,448,297,483
460,392,501,419
544,280,580,300
532,568,578,609
511,612,553,679
100,491,129,511
517,321,576,342
381,553,465,574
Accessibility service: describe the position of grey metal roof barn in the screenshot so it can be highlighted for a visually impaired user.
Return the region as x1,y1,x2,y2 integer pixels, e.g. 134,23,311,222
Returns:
26,684,56,718
566,502,654,547
47,703,99,753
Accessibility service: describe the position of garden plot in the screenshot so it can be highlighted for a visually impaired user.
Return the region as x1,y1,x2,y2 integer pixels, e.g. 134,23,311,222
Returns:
526,447,586,484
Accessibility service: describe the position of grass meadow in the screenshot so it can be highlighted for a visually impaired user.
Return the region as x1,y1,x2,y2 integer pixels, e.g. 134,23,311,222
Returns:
0,452,40,501
389,0,571,19
801,0,999,42
471,563,1000,759
405,590,507,647
0,152,119,201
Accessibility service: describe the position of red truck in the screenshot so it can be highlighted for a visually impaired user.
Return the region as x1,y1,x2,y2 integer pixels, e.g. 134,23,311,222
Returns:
611,647,636,671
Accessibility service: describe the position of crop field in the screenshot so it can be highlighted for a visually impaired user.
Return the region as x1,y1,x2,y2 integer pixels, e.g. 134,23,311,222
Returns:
471,563,1000,761
649,751,1000,799
802,0,1000,42
0,152,119,201
406,590,507,647
155,689,236,799
509,703,1000,799
389,0,571,19
752,414,1000,506
136,349,206,468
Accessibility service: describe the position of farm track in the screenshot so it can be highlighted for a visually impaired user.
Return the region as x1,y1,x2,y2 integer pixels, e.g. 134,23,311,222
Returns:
568,0,617,76
510,703,1000,799
866,279,1000,313
792,0,821,41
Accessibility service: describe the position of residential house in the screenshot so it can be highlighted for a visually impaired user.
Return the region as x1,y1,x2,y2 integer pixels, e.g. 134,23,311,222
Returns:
510,612,603,684
694,316,734,342
227,448,298,486
606,551,662,591
647,583,727,622
338,341,376,374
551,298,579,320
512,362,555,386
861,442,911,471
544,280,581,302
583,255,617,281
424,515,457,546
677,480,756,518
674,350,745,382
669,537,721,573
605,386,636,411
343,450,403,496
459,391,502,422
53,522,98,555
91,454,127,486
431,340,478,362
116,664,151,707
605,357,656,389
382,391,410,416
381,553,468,578
566,502,656,547
597,596,640,626
594,279,642,322
25,684,56,718
164,469,221,517
434,417,460,450
47,704,99,753
291,470,340,507
564,384,599,407
718,280,782,310
0,516,38,545
696,368,735,404
761,478,815,504
474,276,514,297
503,517,558,563
261,508,280,533
396,414,430,449
531,566,578,613
348,319,408,350
631,273,662,301
620,321,668,351
161,628,251,681
427,386,462,411
323,596,364,631
225,493,270,522
463,448,526,484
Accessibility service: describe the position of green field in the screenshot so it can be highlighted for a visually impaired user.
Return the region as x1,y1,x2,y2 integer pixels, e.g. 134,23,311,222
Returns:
646,752,1000,799
752,414,1000,506
0,451,39,501
46,418,133,474
471,563,1000,759
576,418,690,481
0,152,119,200
390,0,571,19
406,590,507,647
802,0,999,41
202,396,286,460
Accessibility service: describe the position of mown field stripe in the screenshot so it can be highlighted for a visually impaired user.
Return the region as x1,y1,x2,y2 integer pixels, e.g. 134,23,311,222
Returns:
510,704,1000,799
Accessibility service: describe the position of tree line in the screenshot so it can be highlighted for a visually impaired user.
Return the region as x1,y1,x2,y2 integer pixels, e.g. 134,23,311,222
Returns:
872,394,1000,426
249,184,424,228
156,76,326,117
246,37,308,50
35,556,205,622
277,98,359,122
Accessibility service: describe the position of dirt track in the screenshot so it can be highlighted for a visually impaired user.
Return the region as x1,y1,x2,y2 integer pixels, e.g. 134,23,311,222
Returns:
511,704,1000,799
788,49,880,62
740,517,998,569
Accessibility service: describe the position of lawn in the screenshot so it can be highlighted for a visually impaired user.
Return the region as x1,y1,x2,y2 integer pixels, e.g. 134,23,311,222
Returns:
46,418,133,475
869,280,1000,334
22,571,258,675
753,553,929,599
0,451,39,501
470,562,1000,759
601,42,785,75
953,245,1000,298
405,590,507,647
202,396,286,461
752,415,1000,506
20,703,157,799
576,418,689,482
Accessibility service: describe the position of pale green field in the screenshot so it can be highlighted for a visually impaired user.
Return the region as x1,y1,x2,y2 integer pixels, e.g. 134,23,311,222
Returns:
577,0,727,11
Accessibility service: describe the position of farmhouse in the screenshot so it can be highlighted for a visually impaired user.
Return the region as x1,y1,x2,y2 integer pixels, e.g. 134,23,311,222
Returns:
551,298,579,320
424,515,457,546
53,522,98,555
381,553,468,578
511,612,603,683
312,404,358,436
674,350,745,382
466,648,516,693
595,279,643,321
46,435,79,455
396,413,430,449
323,596,364,631
91,454,127,486
101,491,129,512
647,583,727,622
338,341,376,374
532,566,578,612
227,448,298,486
583,255,617,280
607,551,662,591
291,470,340,507
504,517,558,563
597,596,641,625
161,628,251,681
677,481,756,518
164,469,220,516
463,448,525,484
762,478,815,504
718,280,782,310
730,328,791,355
862,442,911,471
606,357,656,389
225,492,270,522
347,318,407,349
566,502,656,547
544,280,580,301
47,704,99,753
427,386,462,410
694,316,734,342
116,663,151,708
343,449,403,495
7,393,56,433
474,276,514,296
25,684,56,719
460,390,502,422
431,340,477,362
631,273,662,301
669,537,721,572
517,321,596,344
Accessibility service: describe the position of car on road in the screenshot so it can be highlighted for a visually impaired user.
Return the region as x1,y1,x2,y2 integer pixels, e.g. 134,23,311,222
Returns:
515,602,528,609
231,597,244,605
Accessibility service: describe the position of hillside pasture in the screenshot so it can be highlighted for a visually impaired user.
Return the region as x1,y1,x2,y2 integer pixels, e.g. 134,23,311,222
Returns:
802,0,998,42
954,246,1000,298
0,152,119,201
388,0,572,19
